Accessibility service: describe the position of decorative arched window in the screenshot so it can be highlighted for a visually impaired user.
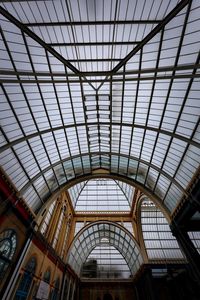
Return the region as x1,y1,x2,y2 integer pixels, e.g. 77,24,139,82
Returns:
55,277,60,289
40,201,56,235
0,229,17,278
43,268,51,283
25,256,37,274
50,277,60,300
15,256,37,300
140,199,184,261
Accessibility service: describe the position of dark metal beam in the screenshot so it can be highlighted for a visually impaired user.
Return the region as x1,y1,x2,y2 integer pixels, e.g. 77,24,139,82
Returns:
36,172,171,219
97,0,190,88
142,27,165,187
127,48,143,175
1,63,198,78
18,151,188,197
153,1,197,198
67,58,120,62
0,5,96,91
24,19,161,27
172,172,200,223
0,122,199,154
48,41,140,47
1,73,199,84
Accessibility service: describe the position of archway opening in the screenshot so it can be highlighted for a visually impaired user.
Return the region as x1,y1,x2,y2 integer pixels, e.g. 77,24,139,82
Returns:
103,293,113,300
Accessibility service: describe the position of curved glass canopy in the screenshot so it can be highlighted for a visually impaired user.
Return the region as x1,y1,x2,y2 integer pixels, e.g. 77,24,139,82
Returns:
140,199,184,261
68,178,135,212
81,245,132,279
0,0,199,215
67,222,143,276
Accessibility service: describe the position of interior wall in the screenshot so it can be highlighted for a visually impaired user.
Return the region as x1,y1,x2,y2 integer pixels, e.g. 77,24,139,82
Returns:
10,239,64,300
79,281,137,300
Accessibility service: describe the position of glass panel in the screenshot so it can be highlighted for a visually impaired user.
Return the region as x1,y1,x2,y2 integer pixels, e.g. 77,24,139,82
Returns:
68,178,135,212
141,199,184,261
67,222,143,276
81,245,131,279
0,0,199,216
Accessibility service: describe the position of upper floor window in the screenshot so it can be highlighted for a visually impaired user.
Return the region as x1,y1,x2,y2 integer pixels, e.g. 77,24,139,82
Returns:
25,256,37,274
43,268,51,283
0,229,17,278
41,201,56,235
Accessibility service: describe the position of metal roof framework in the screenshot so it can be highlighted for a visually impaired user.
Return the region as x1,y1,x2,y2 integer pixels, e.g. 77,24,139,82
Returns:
67,221,143,276
0,0,199,216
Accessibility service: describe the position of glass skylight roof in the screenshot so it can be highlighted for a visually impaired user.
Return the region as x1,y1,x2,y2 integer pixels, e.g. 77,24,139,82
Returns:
0,0,199,216
140,199,185,261
68,178,135,212
81,245,132,279
67,222,143,276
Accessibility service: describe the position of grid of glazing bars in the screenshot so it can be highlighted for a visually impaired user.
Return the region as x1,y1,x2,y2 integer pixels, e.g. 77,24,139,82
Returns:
68,222,143,275
0,0,199,215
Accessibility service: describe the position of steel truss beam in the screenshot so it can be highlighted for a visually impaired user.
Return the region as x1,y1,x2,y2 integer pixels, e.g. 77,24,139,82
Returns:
0,5,96,90
110,0,190,75
48,41,140,47
0,0,190,83
0,122,199,154
1,123,199,153
1,73,199,84
97,0,191,90
1,63,199,78
24,19,161,27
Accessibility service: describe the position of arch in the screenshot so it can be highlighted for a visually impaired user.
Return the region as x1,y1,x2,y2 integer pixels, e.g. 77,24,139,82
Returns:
82,244,132,279
18,149,192,215
0,229,17,278
0,0,199,244
20,152,187,197
38,172,171,221
68,178,135,212
67,221,143,276
1,122,198,153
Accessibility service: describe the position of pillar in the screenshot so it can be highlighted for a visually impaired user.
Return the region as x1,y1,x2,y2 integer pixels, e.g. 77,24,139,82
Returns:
170,222,200,286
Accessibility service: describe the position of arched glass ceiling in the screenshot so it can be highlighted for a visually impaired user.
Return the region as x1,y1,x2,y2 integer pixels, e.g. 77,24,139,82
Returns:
0,0,199,215
74,221,134,237
67,222,143,276
81,245,132,279
68,178,135,212
0,0,181,77
140,199,185,261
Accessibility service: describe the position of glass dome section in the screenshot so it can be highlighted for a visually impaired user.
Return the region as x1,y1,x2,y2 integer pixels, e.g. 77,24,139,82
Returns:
140,199,185,261
0,0,199,217
81,245,132,279
68,178,135,212
67,222,143,276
